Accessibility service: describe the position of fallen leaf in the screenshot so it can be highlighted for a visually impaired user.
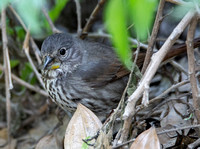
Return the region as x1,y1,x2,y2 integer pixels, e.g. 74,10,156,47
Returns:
64,103,102,149
35,134,61,149
95,130,111,149
0,139,17,149
130,127,160,149
0,128,8,139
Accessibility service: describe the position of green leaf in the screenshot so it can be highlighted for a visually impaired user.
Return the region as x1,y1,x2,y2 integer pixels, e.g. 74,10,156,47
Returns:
105,0,132,69
15,26,25,41
13,0,45,34
49,0,69,22
10,60,20,68
172,2,193,20
184,113,193,121
81,136,91,149
129,0,157,40
81,142,89,149
38,0,69,37
21,62,36,85
0,0,12,10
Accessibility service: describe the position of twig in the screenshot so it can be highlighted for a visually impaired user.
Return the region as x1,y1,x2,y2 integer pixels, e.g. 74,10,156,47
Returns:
151,79,190,103
0,64,48,96
193,0,200,14
80,0,107,39
30,38,42,64
113,128,121,147
74,0,82,35
148,71,200,105
87,32,148,49
42,8,61,33
101,40,141,145
163,37,200,61
1,8,12,147
8,6,42,64
157,124,200,135
1,11,13,89
169,60,188,75
23,32,45,89
13,75,48,97
141,0,165,74
88,33,200,61
186,14,200,123
188,137,200,149
117,41,141,143
166,0,189,5
142,84,150,106
120,10,195,143
21,103,49,128
123,10,195,118
113,138,135,149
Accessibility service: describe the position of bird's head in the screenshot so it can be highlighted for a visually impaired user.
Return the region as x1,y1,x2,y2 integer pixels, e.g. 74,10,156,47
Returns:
40,33,82,78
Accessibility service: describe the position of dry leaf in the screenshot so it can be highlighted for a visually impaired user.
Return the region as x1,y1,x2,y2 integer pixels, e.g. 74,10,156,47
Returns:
35,134,61,149
0,139,17,149
130,127,160,149
0,128,8,139
95,130,112,149
64,103,102,149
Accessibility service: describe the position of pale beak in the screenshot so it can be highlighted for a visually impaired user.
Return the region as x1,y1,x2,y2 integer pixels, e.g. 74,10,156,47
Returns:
43,56,60,70
43,56,53,70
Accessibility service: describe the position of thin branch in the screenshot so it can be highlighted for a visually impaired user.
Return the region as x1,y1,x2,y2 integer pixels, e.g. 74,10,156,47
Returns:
23,32,45,89
157,124,200,135
101,40,141,145
188,137,200,149
117,122,198,148
148,71,200,107
74,0,82,35
151,79,190,102
120,10,195,143
141,0,165,74
113,128,122,147
42,8,61,34
12,75,48,97
169,60,188,75
113,138,135,149
186,14,200,123
30,38,42,64
163,38,200,63
123,10,195,118
114,41,141,143
8,6,42,64
21,103,49,128
0,64,48,97
1,8,12,146
134,79,191,113
88,33,200,61
166,0,190,5
80,0,107,39
87,32,148,49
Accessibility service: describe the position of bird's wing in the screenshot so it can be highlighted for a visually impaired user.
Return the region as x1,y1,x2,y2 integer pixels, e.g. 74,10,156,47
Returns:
76,58,130,87
74,42,130,87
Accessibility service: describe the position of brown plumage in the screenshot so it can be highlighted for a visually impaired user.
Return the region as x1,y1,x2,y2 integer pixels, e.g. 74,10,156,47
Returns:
40,33,194,116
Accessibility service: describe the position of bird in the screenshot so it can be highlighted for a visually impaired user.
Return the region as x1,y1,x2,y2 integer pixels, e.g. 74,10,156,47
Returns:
40,33,132,116
40,33,192,116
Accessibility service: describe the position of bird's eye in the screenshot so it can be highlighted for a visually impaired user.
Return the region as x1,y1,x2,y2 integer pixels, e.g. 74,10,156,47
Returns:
59,48,66,55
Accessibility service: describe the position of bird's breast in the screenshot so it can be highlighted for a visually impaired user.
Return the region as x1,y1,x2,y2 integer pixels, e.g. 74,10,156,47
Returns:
42,72,77,112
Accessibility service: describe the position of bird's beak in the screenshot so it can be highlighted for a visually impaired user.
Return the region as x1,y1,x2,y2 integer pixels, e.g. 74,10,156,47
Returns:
43,56,60,70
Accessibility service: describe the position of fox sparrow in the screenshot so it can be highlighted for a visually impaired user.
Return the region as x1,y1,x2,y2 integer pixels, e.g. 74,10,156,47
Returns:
40,33,133,115
40,33,190,115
